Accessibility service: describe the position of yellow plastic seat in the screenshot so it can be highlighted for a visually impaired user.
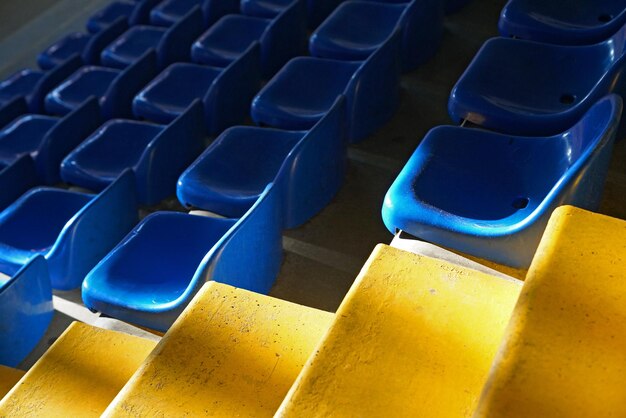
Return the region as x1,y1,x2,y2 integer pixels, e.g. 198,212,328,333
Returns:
276,244,523,417
103,281,333,417
474,206,626,418
0,365,24,399
0,322,156,417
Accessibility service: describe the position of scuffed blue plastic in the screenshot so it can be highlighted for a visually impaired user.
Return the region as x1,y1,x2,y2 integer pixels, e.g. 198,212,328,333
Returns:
251,29,400,142
242,0,341,29
178,96,345,228
61,100,205,205
499,0,626,45
449,29,626,135
383,95,622,269
133,43,261,134
0,170,139,290
82,183,283,331
0,256,53,367
101,7,204,69
0,55,82,114
150,0,239,27
45,51,157,119
192,0,306,77
310,0,443,71
0,98,102,185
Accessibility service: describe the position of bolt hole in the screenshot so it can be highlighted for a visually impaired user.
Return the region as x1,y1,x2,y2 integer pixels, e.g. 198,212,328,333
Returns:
512,197,529,210
598,14,613,23
559,93,576,105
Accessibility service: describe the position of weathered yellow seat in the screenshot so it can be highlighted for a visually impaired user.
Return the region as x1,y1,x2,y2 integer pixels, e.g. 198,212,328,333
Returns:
103,281,333,417
0,365,24,399
0,322,156,417
474,206,626,418
276,244,523,417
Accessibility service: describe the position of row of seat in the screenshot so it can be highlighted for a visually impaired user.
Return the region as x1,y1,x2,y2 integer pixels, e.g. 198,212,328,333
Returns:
382,0,625,270
0,0,446,364
2,204,623,416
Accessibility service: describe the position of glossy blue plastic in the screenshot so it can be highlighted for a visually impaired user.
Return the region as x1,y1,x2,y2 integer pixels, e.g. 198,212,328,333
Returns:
133,43,261,134
38,18,130,70
241,0,340,29
499,0,626,45
86,0,159,33
0,256,53,367
178,96,345,228
61,101,205,205
0,170,138,290
383,95,622,269
0,98,102,184
251,29,400,142
449,31,626,136
0,156,38,213
191,0,306,77
45,51,157,119
150,0,239,27
82,183,282,331
101,7,204,69
310,0,443,71
0,55,82,114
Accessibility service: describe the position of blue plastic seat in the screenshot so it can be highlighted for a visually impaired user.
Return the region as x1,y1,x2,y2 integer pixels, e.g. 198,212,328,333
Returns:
449,32,626,136
101,7,204,69
61,101,205,205
251,29,400,142
38,18,130,69
178,96,345,228
241,0,340,29
191,0,305,77
0,98,101,185
499,0,626,45
45,51,157,119
0,171,138,290
150,0,239,27
309,0,443,71
382,94,622,269
133,44,260,134
82,183,282,331
0,256,53,367
87,0,159,33
0,156,38,213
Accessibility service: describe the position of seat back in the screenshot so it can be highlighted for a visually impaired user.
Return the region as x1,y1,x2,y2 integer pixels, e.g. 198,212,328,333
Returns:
82,17,129,65
0,156,39,213
261,0,306,77
397,0,444,69
28,55,82,113
202,0,240,26
0,97,27,130
158,6,205,68
129,0,163,25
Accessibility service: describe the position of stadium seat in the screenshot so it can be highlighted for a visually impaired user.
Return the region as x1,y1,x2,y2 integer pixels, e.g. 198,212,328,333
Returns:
82,183,282,331
449,31,626,135
45,51,157,119
177,96,345,228
499,0,626,45
191,0,306,77
0,98,101,184
0,170,138,290
100,7,204,69
382,95,621,268
61,101,205,205
251,29,400,142
103,281,333,416
86,0,159,33
276,244,522,417
474,206,626,417
0,156,38,213
242,0,341,29
0,322,156,416
0,256,53,367
149,0,239,27
309,0,443,70
133,43,260,134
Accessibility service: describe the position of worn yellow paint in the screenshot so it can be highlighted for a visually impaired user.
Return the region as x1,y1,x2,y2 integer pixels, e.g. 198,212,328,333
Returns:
277,244,522,417
474,206,626,418
0,322,156,417
0,365,24,399
103,281,333,417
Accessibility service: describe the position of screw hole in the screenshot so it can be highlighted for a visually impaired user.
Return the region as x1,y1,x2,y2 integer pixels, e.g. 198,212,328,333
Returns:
512,197,529,209
598,14,613,23
559,93,576,105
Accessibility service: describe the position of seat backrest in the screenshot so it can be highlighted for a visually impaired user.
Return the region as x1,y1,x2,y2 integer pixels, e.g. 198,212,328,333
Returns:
29,55,82,113
262,0,306,76
202,0,240,26
158,6,205,68
0,156,38,213
397,0,444,68
129,0,162,25
82,17,129,65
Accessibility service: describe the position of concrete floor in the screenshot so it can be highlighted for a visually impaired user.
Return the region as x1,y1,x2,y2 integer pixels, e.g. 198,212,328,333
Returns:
2,0,626,368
